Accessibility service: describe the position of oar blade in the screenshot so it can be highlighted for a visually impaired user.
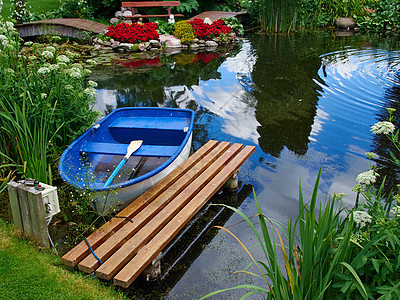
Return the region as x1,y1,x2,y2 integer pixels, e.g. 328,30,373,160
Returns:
126,140,143,158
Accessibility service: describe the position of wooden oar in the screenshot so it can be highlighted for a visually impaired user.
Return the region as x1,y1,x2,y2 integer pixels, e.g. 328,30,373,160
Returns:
103,140,143,188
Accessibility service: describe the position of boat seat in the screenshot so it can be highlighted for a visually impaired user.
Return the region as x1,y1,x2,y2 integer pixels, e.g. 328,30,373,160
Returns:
80,142,179,157
108,117,189,131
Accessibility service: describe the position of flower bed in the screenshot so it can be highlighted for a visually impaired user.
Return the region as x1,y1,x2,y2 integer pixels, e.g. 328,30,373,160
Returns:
106,22,159,43
188,18,231,39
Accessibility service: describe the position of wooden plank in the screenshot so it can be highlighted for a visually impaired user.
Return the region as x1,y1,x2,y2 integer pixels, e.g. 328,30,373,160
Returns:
95,143,243,280
17,185,33,237
61,140,218,267
77,142,230,273
7,182,23,232
26,189,50,248
113,145,256,288
122,2,180,8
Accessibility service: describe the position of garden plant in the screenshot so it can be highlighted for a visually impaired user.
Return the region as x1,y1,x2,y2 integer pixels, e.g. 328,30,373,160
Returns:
202,108,400,299
0,20,98,191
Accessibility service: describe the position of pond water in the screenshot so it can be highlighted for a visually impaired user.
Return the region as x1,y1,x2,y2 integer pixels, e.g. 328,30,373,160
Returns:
88,31,400,299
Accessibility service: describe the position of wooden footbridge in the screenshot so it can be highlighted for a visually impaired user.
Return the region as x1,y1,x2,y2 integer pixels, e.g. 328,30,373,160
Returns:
14,18,109,39
61,140,255,288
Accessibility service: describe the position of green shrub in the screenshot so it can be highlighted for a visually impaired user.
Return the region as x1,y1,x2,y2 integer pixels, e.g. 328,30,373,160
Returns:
173,20,195,44
60,0,93,19
354,0,400,32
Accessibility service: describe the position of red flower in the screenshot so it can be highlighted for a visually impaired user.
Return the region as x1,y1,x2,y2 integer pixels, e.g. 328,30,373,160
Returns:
188,18,231,39
107,22,159,43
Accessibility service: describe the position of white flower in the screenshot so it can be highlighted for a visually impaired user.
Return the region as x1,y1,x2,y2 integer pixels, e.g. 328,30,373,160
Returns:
88,80,98,87
65,50,78,59
41,50,54,59
391,206,400,217
50,36,61,42
5,22,14,30
48,64,59,71
365,152,378,159
41,93,47,98
371,121,395,135
86,59,97,66
67,68,81,78
57,62,68,68
204,17,212,25
334,193,347,200
84,87,96,96
45,46,56,53
38,67,51,75
56,54,70,64
71,63,83,69
353,210,372,228
356,170,379,185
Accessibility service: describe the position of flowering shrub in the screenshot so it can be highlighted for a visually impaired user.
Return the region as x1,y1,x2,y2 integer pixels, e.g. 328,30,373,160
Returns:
11,0,30,23
173,20,195,44
188,18,231,39
0,21,98,187
106,22,159,43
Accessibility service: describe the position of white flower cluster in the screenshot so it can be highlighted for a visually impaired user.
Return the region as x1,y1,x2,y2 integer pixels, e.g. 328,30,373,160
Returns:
56,54,70,64
11,0,30,21
38,67,50,75
353,210,372,228
88,80,98,87
371,121,395,135
41,50,54,60
67,67,82,78
356,170,379,185
350,232,365,244
84,87,96,97
391,206,400,217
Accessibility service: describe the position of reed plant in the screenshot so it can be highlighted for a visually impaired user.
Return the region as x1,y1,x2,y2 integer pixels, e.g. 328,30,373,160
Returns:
202,107,400,299
0,20,98,189
201,169,361,299
247,0,302,33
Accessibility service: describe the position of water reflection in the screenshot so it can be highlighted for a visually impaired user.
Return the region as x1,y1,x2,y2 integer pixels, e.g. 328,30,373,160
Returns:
88,32,400,298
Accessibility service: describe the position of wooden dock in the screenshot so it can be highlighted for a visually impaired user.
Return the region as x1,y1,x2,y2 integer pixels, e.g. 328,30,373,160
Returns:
189,10,248,22
61,140,255,288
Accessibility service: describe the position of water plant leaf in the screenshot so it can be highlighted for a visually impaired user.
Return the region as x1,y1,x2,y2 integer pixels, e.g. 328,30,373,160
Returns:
199,284,268,299
340,262,368,299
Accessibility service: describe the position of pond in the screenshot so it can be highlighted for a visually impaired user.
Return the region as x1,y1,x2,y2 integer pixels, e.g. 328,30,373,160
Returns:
88,31,400,298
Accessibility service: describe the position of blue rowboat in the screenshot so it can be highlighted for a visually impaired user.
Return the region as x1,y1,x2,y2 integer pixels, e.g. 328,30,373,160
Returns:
58,107,195,215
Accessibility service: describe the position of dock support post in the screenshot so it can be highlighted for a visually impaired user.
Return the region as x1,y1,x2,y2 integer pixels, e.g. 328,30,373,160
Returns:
224,169,239,191
142,252,162,281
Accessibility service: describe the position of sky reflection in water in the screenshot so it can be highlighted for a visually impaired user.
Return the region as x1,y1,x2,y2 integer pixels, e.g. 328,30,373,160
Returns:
90,32,400,298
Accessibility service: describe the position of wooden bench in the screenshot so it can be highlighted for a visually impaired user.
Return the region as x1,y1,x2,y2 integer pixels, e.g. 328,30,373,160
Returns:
121,1,184,19
61,140,255,288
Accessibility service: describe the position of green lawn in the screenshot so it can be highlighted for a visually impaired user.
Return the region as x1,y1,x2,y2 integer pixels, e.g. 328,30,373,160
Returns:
1,0,61,20
0,220,126,300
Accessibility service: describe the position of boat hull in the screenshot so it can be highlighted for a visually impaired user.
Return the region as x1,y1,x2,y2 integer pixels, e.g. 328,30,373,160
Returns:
58,107,195,215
